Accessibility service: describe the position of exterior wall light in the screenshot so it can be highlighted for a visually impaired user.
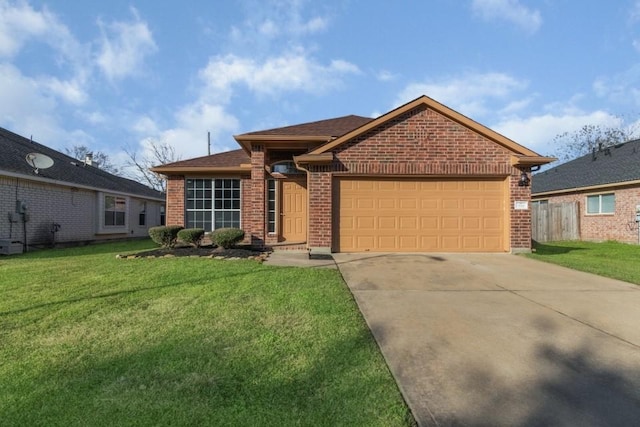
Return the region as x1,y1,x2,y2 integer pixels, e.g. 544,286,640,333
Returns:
518,171,530,187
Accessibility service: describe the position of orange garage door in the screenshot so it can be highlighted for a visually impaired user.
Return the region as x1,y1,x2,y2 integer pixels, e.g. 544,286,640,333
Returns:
336,178,507,252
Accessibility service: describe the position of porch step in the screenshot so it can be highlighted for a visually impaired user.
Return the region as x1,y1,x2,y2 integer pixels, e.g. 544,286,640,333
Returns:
268,242,309,252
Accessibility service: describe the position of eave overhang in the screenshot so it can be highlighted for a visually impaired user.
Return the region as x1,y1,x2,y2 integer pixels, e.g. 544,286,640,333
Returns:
532,178,640,197
511,155,556,167
233,134,333,153
293,153,333,165
151,165,252,175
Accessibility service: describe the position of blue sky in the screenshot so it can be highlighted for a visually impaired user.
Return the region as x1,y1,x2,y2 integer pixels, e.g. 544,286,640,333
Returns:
2,0,640,170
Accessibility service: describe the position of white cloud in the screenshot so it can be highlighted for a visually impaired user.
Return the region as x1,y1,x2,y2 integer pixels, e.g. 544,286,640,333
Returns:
230,0,329,46
40,77,87,105
96,8,158,81
494,110,622,156
133,103,240,160
471,0,542,34
376,70,398,82
593,64,640,107
200,52,360,98
396,72,529,117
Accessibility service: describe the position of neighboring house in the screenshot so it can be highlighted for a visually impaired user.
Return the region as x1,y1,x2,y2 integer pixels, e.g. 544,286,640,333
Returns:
532,139,640,243
153,95,553,254
0,127,165,250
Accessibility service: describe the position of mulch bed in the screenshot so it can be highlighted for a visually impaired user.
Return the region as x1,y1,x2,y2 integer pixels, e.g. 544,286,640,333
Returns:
117,244,269,261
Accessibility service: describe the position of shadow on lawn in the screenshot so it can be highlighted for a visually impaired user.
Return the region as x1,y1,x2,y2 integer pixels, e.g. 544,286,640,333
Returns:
531,241,586,255
2,320,413,426
0,266,265,317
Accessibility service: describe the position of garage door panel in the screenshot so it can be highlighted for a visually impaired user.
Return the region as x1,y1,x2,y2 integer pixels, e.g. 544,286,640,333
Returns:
357,216,375,229
399,216,417,229
462,217,481,230
484,217,502,230
441,217,461,230
337,178,506,252
379,198,396,209
421,216,439,229
378,217,397,229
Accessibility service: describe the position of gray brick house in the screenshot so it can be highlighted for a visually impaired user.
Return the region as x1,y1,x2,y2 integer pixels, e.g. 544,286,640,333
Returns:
0,127,165,252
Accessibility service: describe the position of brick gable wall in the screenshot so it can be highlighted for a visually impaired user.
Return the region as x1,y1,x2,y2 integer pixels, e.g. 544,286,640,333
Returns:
305,105,532,251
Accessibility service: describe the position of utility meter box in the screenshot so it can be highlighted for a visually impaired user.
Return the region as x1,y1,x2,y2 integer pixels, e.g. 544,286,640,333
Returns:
0,239,23,255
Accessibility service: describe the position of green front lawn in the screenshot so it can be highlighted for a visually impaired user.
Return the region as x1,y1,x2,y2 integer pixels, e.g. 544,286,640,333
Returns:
525,240,640,285
0,240,412,426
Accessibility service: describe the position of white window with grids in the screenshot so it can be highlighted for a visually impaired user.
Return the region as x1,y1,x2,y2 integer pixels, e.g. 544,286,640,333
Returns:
185,178,241,231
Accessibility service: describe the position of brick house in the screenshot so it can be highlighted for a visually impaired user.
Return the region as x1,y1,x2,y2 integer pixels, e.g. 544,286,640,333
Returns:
532,139,640,243
0,127,165,251
153,95,553,254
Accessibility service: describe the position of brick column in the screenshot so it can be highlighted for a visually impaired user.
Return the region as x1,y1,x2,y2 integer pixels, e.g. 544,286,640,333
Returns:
307,166,332,253
166,175,185,226
248,145,266,248
510,167,532,252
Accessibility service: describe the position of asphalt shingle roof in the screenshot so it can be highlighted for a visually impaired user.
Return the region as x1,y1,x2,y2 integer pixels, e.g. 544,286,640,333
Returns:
241,115,373,137
156,149,250,169
532,139,640,194
0,127,164,199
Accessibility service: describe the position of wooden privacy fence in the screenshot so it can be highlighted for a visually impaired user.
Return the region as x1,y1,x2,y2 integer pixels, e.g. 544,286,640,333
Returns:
531,202,580,243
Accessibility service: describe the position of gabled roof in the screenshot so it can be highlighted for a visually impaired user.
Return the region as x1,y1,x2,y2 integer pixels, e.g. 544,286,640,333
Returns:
239,115,373,138
0,127,164,200
233,115,373,152
307,95,553,166
151,149,251,173
532,139,640,195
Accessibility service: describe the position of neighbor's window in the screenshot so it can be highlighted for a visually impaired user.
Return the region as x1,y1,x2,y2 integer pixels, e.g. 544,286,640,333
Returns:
139,202,146,226
586,193,615,214
185,178,241,231
104,195,126,226
531,200,548,207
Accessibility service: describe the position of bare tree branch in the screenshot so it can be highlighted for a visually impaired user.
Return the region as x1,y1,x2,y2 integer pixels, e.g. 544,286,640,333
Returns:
124,140,180,193
552,120,639,162
64,145,120,174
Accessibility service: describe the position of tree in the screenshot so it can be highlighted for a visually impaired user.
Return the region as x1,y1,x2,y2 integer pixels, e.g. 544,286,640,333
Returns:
552,122,639,162
124,139,180,193
64,145,120,174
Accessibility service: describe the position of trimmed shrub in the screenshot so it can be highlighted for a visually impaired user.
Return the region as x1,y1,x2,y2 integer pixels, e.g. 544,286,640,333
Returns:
177,228,205,247
212,228,245,249
149,225,184,248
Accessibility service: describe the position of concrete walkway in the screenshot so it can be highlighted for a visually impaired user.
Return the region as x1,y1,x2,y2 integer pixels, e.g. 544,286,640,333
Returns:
262,251,337,269
333,253,640,426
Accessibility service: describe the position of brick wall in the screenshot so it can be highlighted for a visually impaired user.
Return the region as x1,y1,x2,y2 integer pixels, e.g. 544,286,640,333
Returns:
538,186,640,243
247,145,266,247
166,175,185,226
305,105,531,252
307,168,332,248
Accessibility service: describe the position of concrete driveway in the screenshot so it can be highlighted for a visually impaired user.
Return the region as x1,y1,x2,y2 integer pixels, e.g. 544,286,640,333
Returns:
333,253,640,426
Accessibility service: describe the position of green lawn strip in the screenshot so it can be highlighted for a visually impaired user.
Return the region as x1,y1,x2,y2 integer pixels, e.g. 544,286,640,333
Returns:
0,241,411,426
524,240,640,285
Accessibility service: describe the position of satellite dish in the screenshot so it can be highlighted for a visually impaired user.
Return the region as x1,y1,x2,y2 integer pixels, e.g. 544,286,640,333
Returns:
26,152,54,174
